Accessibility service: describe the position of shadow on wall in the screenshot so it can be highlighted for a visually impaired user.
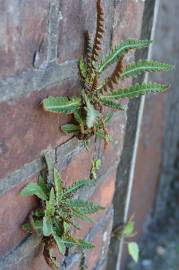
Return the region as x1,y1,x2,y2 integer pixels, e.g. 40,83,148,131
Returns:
127,0,179,269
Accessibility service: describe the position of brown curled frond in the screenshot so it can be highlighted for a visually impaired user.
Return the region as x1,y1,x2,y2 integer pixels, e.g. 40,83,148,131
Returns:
91,73,98,92
84,31,93,68
90,0,105,68
103,55,125,92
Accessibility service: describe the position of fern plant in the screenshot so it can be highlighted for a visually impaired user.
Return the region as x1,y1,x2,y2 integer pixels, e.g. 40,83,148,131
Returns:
42,0,173,145
20,156,104,269
112,216,139,263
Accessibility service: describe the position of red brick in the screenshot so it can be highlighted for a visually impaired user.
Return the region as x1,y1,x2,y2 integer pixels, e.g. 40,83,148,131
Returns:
86,215,113,270
0,0,49,79
86,233,102,270
112,0,144,46
100,112,127,175
15,244,54,270
0,178,37,256
58,0,97,63
61,147,93,186
0,80,80,179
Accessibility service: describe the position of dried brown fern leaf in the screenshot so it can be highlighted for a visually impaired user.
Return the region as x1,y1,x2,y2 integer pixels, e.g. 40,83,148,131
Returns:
90,0,105,70
90,73,99,92
84,31,93,68
103,55,125,92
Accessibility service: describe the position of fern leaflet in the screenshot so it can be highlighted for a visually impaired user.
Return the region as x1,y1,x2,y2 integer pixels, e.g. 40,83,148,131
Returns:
43,96,81,114
98,39,152,73
121,60,173,78
100,82,169,99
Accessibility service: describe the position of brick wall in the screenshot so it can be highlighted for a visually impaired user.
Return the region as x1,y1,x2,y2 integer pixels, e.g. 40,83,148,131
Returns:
0,0,156,269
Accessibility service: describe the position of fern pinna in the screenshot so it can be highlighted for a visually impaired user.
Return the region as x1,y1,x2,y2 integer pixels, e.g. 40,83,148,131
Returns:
20,156,103,270
42,0,173,145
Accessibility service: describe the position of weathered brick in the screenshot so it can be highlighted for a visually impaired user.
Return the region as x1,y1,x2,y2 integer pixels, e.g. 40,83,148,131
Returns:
58,0,112,63
74,170,116,240
112,0,145,46
0,0,50,79
0,178,37,256
86,210,113,270
0,80,80,180
60,145,93,186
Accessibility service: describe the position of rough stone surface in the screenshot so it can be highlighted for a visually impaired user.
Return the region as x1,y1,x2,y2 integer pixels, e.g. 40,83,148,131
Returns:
0,0,50,80
0,80,80,179
58,0,113,63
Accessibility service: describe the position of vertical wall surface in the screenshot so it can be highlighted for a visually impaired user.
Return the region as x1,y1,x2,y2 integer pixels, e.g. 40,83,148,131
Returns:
126,0,179,269
0,0,159,270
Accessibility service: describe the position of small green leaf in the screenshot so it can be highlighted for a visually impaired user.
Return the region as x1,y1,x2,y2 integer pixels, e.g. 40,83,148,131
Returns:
104,112,114,124
34,220,43,232
46,188,56,216
123,221,135,237
43,96,81,114
91,159,101,179
62,179,96,198
43,216,53,236
38,175,49,196
95,159,101,170
20,183,48,201
78,239,95,249
22,223,31,233
66,199,105,215
128,242,139,263
85,97,99,128
61,124,80,135
52,232,66,255
54,168,62,201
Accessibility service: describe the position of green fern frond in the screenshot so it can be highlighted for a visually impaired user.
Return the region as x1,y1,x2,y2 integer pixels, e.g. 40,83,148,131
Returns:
72,210,94,223
77,239,95,249
74,111,85,125
62,179,96,198
43,96,81,114
104,112,114,124
43,216,53,236
100,82,169,99
20,183,48,201
61,124,80,135
122,60,173,78
52,231,66,255
99,98,127,110
54,169,62,202
66,199,104,215
98,39,152,73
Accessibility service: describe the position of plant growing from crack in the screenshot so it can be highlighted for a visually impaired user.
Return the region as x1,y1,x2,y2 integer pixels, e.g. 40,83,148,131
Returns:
112,216,139,263
20,156,103,269
42,0,173,146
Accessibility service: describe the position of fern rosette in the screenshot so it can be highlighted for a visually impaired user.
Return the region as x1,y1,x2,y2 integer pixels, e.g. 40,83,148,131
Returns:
42,0,173,146
20,156,103,269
